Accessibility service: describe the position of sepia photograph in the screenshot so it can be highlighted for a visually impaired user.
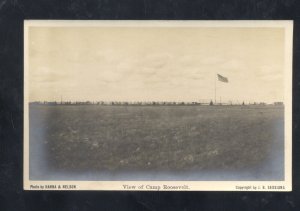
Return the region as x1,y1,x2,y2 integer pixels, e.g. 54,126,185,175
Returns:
24,20,292,191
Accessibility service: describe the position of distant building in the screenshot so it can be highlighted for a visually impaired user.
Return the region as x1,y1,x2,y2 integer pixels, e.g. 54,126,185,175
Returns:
274,102,284,106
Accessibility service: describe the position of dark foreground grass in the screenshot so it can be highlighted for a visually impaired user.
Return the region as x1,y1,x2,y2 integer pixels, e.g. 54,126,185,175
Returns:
29,105,284,180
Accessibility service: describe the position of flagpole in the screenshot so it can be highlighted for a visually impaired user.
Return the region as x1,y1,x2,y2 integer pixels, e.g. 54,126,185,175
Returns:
214,73,216,104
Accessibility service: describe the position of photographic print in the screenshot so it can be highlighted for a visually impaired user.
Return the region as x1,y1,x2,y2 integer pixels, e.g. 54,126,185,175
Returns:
24,20,292,191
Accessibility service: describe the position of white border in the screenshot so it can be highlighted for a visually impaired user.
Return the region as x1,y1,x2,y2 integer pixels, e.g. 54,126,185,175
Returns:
24,20,293,191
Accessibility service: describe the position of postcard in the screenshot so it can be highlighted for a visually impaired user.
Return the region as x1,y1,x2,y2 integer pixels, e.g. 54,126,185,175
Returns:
24,20,293,191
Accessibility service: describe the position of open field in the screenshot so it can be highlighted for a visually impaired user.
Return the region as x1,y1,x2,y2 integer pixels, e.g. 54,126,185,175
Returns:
29,104,284,181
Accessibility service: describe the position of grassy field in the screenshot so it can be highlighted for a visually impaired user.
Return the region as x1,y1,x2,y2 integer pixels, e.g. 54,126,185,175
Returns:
29,104,284,180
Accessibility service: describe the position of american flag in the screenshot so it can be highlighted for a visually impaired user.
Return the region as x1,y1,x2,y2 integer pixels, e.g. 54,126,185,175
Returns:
217,74,228,83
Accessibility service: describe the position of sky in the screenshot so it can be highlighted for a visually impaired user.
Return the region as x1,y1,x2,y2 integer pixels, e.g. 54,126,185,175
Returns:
28,26,285,103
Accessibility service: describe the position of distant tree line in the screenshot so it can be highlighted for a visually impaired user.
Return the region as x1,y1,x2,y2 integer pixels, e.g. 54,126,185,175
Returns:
30,101,204,106
29,100,283,106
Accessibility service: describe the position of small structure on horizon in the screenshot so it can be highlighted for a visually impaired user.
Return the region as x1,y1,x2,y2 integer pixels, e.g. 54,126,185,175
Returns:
274,102,284,106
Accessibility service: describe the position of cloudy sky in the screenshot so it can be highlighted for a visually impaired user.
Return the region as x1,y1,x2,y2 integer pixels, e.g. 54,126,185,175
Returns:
28,26,285,103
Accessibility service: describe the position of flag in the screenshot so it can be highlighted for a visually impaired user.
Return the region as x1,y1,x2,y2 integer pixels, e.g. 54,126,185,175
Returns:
217,74,228,83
